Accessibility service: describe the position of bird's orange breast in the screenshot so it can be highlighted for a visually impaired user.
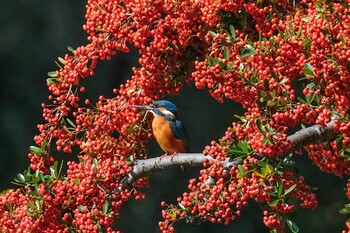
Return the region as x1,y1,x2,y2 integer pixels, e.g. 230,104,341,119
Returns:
152,115,187,154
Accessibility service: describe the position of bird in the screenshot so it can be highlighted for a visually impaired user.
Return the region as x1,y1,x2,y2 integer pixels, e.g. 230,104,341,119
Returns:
132,100,190,158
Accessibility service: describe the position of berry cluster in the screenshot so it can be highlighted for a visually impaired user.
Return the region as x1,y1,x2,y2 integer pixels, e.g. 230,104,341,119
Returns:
1,0,350,232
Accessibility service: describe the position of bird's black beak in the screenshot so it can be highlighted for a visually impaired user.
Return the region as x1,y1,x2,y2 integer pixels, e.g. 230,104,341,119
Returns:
131,104,155,111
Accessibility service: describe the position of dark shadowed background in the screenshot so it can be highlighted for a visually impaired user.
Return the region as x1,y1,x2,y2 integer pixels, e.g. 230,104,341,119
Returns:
0,1,347,232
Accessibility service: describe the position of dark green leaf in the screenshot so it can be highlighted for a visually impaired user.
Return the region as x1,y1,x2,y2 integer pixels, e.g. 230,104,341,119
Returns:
256,119,266,137
278,183,284,197
5,201,13,213
269,199,280,206
237,165,249,177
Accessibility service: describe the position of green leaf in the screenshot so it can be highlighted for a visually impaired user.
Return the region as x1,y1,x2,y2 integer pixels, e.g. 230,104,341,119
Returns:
66,118,76,128
67,46,75,53
284,184,297,196
16,173,25,182
262,138,270,145
297,97,306,104
58,57,65,65
47,71,57,78
288,22,295,36
280,78,289,85
339,204,350,214
306,82,315,90
239,44,256,59
78,205,85,212
302,63,315,76
209,31,217,38
29,146,44,155
234,114,247,123
286,219,299,233
102,200,109,214
278,183,284,197
256,119,266,137
27,202,37,210
269,199,280,206
74,178,81,185
223,49,230,60
229,25,236,41
237,165,249,177
178,202,188,211
5,201,13,213
253,170,265,178
341,34,347,44
46,78,61,85
92,158,98,168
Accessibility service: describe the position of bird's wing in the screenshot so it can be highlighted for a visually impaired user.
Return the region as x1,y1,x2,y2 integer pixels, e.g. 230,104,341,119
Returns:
165,116,190,151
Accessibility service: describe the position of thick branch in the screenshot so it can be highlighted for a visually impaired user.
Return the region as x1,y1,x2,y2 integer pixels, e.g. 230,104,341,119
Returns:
111,117,337,193
287,116,337,150
114,154,240,192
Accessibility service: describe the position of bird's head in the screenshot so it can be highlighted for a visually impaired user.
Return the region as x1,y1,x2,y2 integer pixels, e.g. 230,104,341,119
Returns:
132,100,178,117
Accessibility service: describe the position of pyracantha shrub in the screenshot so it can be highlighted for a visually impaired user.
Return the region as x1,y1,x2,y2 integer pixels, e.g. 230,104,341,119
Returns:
1,0,350,233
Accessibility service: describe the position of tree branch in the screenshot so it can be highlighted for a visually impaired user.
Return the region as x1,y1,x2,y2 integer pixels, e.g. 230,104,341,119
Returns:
287,115,337,150
110,117,338,194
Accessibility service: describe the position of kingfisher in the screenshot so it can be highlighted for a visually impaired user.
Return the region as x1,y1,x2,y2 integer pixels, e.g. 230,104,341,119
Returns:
132,100,190,157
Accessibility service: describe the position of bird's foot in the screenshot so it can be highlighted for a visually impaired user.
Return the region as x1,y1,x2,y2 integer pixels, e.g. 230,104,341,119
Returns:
160,153,168,160
170,152,178,160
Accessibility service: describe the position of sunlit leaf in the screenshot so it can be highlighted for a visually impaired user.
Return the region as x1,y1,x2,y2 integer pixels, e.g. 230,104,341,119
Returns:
103,200,109,214
47,71,57,78
30,146,44,155
47,78,61,85
284,184,297,196
286,219,299,233
302,63,314,76
66,118,76,128
339,204,350,214
58,57,65,65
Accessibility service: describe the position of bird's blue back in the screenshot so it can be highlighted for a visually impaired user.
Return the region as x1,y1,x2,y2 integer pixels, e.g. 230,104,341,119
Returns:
165,115,190,152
